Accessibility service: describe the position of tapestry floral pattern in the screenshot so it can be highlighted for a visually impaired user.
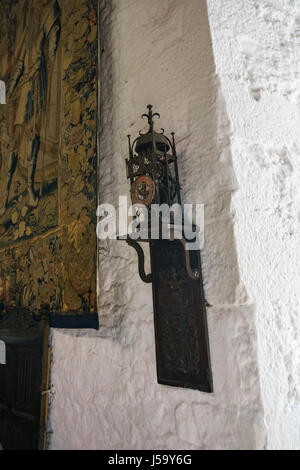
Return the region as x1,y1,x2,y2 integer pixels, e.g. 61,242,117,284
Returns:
0,0,97,317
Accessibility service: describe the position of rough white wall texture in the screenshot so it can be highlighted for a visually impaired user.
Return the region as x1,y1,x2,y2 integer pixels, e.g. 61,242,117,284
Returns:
47,0,300,450
207,0,300,450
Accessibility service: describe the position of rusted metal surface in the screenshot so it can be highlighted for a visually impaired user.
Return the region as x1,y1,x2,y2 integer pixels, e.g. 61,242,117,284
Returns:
122,106,213,392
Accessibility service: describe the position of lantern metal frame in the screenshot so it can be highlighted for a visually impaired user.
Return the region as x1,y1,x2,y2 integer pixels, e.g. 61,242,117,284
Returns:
119,105,213,392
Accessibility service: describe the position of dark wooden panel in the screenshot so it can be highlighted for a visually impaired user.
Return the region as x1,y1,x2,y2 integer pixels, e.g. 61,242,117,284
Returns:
12,347,40,420
0,410,38,450
0,317,49,450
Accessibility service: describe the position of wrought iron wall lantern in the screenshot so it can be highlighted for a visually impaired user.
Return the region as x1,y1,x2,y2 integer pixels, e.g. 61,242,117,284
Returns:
119,105,213,392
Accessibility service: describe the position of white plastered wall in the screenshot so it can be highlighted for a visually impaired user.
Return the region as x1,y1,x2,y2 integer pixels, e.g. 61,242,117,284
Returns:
48,0,300,450
207,0,300,450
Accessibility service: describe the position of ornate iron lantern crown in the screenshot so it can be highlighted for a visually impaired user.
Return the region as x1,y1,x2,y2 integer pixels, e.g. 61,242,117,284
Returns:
126,105,181,208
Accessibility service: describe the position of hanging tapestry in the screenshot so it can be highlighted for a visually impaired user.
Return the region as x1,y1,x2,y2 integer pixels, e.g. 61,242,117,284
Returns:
0,0,98,329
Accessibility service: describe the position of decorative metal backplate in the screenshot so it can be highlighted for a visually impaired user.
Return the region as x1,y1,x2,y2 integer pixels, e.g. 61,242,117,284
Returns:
150,240,213,392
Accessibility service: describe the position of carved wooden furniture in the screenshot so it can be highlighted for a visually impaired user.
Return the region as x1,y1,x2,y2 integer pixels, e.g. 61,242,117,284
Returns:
0,310,49,450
